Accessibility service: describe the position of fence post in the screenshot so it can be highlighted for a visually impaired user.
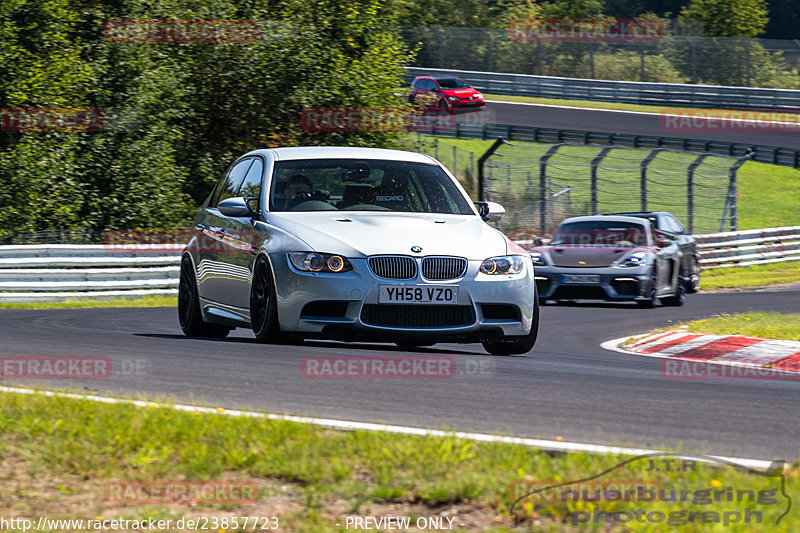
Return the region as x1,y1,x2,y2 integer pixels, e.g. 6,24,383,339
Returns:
729,156,748,231
470,151,475,188
537,40,542,75
434,138,439,160
484,29,493,72
437,26,444,68
477,137,506,202
640,148,663,212
744,38,751,87
691,41,697,84
453,145,458,177
686,153,710,234
539,144,564,232
589,41,595,79
640,44,646,81
591,147,613,215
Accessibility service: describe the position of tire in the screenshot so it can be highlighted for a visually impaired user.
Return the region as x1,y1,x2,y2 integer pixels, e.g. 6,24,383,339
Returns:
637,266,660,309
686,257,701,293
178,255,231,338
482,293,540,356
663,265,687,307
250,257,288,344
438,99,449,110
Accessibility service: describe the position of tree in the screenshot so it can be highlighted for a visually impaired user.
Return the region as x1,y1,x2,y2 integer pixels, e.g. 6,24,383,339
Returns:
679,0,769,38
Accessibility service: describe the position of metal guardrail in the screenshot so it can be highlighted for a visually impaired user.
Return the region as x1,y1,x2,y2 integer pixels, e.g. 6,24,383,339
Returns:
695,227,800,269
405,67,800,111
0,244,181,302
422,122,800,169
2,228,798,302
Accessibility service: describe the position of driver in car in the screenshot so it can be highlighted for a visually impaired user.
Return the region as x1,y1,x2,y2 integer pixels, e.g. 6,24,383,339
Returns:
283,174,313,210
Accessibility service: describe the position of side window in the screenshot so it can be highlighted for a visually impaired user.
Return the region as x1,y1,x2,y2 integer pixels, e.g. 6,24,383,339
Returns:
214,158,252,207
238,158,264,203
669,215,687,234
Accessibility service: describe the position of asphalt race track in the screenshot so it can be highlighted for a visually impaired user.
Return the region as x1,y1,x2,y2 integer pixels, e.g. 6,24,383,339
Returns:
2,290,799,461
477,102,800,149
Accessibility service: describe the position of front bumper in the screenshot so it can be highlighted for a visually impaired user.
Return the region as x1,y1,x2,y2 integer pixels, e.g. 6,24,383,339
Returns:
269,253,535,341
534,265,650,301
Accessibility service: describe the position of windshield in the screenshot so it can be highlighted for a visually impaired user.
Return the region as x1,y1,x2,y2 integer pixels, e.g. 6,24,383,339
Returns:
436,78,470,89
551,221,648,247
269,159,474,215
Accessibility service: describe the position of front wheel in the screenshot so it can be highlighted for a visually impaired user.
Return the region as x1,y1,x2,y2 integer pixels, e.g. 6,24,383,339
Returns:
250,257,288,344
663,266,687,307
637,266,660,309
686,257,701,293
178,255,231,338
482,294,539,355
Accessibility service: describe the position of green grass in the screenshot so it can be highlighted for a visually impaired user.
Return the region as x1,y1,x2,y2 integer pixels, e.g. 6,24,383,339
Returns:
684,312,800,340
1,390,798,532
0,295,176,309
701,262,800,290
421,136,800,233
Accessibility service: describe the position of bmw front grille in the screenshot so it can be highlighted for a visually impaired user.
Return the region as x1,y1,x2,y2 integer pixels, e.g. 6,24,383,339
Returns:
368,255,417,279
421,256,467,280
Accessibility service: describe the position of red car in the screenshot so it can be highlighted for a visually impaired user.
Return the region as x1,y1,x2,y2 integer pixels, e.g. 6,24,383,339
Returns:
408,76,485,110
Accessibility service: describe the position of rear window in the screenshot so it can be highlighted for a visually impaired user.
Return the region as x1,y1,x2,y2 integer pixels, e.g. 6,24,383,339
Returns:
551,221,648,247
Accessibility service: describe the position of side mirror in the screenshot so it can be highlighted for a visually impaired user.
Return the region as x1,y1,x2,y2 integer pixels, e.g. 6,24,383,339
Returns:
475,201,505,222
657,237,673,248
218,197,253,217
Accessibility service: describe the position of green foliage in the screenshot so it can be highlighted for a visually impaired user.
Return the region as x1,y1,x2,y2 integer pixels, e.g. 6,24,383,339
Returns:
0,0,411,239
679,0,769,38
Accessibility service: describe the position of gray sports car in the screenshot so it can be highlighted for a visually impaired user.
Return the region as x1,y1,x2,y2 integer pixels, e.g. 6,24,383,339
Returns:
179,146,538,355
529,215,685,307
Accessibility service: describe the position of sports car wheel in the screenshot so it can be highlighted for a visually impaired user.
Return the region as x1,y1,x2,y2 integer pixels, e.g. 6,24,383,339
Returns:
250,257,288,344
687,257,701,293
483,292,539,355
178,255,230,338
662,266,687,307
637,266,660,309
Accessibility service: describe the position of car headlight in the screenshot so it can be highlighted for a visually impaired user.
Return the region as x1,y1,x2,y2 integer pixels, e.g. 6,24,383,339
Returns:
447,96,459,101
289,252,352,273
480,255,525,275
617,251,648,268
529,251,548,266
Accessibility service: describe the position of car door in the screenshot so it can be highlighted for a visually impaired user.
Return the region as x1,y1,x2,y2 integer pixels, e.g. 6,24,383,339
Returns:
199,157,253,304
216,157,265,310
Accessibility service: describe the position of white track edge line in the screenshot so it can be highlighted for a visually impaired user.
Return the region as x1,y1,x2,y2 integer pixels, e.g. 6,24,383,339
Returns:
0,384,775,471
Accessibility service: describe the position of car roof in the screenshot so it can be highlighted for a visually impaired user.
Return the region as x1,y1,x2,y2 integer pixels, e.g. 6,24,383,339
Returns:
558,215,652,228
242,146,438,164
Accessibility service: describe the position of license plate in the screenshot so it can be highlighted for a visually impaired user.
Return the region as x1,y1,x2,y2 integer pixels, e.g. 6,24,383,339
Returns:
379,285,458,304
562,274,600,284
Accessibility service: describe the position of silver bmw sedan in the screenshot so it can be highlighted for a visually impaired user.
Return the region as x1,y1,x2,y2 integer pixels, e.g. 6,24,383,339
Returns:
178,146,538,355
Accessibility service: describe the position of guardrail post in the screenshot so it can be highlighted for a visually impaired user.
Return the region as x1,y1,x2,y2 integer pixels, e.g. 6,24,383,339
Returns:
591,147,613,215
539,144,564,232
640,148,663,212
687,153,710,234
477,137,506,202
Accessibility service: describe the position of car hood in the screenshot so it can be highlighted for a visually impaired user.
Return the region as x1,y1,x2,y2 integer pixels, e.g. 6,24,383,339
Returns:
267,212,507,259
543,245,649,268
